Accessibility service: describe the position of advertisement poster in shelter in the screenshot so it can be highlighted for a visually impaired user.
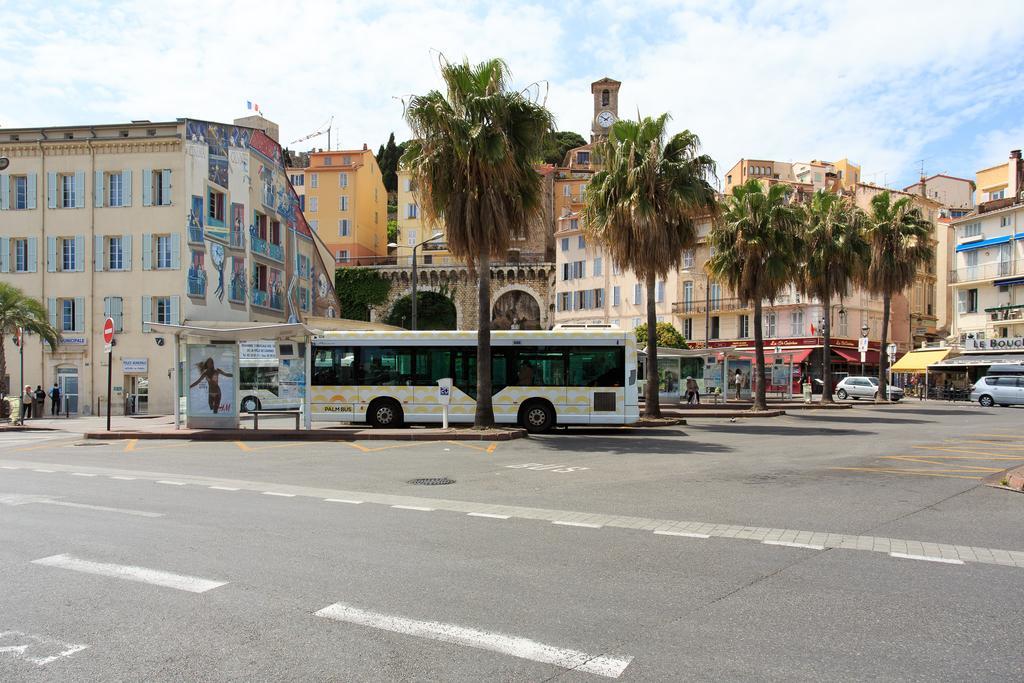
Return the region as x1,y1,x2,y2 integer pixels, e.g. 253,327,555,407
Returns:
188,345,236,416
278,359,306,402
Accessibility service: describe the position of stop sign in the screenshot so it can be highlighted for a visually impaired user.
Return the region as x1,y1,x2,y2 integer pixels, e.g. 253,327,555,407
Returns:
103,317,115,345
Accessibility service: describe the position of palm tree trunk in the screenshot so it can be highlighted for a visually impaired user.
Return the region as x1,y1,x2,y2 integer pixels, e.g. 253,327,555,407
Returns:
752,299,767,411
644,275,660,418
821,291,833,404
474,247,495,428
877,294,890,403
0,341,7,397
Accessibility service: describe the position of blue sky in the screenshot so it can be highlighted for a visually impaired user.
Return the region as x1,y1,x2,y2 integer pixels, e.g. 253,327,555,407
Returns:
3,0,1023,189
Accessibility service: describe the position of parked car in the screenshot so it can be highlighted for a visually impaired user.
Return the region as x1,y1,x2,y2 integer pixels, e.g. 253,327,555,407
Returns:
970,375,1024,407
834,376,903,401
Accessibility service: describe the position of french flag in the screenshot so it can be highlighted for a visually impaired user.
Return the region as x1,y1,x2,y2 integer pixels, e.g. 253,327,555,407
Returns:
246,101,260,113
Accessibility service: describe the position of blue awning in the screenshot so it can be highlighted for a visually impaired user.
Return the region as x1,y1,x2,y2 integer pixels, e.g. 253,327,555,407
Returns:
994,277,1024,287
956,235,1011,252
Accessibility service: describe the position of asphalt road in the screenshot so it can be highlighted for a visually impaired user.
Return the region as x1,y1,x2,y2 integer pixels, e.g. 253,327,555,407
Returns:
1,402,1022,680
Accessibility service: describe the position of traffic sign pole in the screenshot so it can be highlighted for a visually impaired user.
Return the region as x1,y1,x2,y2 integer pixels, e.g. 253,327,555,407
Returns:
103,318,115,431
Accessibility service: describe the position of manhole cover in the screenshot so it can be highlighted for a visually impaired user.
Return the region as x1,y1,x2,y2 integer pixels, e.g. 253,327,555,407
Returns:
407,477,455,486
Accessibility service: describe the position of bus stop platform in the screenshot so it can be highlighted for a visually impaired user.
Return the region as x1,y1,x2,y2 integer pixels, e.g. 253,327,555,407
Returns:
84,424,527,442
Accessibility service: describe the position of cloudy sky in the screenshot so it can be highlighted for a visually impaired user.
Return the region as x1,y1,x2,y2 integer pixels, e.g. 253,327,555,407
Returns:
3,0,1023,189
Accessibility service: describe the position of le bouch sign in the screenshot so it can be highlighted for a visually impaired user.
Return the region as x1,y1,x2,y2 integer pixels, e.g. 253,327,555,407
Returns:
965,337,1024,351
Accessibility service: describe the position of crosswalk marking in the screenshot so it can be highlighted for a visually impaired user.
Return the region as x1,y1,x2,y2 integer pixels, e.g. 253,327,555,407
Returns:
32,554,227,593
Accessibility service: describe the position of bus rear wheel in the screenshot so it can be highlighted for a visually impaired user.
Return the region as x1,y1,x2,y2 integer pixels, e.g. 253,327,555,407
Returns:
241,396,261,413
519,400,555,434
368,398,404,428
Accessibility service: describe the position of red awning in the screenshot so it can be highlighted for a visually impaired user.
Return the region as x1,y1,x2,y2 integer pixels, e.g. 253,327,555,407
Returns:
738,348,813,364
833,348,878,364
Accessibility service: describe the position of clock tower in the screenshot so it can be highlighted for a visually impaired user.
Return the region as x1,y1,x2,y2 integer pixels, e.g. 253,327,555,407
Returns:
591,77,621,142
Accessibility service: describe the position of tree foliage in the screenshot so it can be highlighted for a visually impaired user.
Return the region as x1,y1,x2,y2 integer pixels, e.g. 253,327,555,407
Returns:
542,130,587,165
635,322,688,349
385,291,457,330
582,113,717,417
333,268,392,321
402,57,554,427
375,132,408,193
0,282,60,395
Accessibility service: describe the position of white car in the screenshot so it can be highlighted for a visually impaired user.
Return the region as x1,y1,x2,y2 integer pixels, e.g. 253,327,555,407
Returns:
970,375,1024,407
834,376,903,401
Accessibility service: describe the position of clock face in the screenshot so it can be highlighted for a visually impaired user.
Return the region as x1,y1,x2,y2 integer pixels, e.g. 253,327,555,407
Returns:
596,111,616,128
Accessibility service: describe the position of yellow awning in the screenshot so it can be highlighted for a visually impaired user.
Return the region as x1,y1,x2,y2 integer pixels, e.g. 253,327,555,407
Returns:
891,348,953,372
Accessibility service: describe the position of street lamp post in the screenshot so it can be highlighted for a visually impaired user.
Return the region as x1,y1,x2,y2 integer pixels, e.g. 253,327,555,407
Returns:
410,232,444,331
860,323,869,376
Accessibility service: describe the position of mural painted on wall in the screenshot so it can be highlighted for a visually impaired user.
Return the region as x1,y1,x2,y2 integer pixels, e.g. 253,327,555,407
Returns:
187,250,208,298
313,266,338,318
188,195,205,242
186,120,252,189
492,290,541,330
197,194,227,244
229,203,245,248
210,244,226,302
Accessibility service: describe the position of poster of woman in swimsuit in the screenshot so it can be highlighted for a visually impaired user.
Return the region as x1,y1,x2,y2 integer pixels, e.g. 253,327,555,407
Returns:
187,345,236,416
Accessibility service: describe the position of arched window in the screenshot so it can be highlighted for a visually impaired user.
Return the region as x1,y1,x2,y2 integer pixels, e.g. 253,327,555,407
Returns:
601,89,610,107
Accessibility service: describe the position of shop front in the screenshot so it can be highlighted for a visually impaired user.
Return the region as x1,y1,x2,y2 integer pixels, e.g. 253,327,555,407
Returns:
929,349,1024,396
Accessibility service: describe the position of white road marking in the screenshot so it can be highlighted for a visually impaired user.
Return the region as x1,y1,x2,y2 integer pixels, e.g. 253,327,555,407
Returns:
33,469,55,473
262,491,295,497
209,486,239,491
42,500,163,518
553,521,602,529
70,472,96,477
31,554,227,593
110,476,136,480
654,530,711,539
156,480,186,486
889,552,965,565
324,498,363,504
1,466,18,470
391,505,434,511
0,630,89,666
468,512,510,519
763,540,825,550
315,602,633,679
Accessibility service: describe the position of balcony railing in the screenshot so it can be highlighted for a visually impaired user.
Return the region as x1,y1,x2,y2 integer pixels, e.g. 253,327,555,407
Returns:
672,298,750,314
229,228,245,250
251,287,284,311
228,276,247,303
346,252,550,269
251,235,285,262
949,261,1015,283
188,225,204,244
187,271,207,297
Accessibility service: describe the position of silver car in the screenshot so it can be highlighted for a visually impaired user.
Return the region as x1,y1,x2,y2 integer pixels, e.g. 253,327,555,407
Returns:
834,376,904,401
970,376,1024,407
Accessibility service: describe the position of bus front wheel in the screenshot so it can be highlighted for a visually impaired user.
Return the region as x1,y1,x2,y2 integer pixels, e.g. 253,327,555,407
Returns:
368,398,404,428
241,396,261,413
519,400,555,434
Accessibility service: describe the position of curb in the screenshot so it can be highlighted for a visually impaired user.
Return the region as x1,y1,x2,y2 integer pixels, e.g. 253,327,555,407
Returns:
984,464,1024,493
663,409,786,418
632,418,687,427
83,428,527,442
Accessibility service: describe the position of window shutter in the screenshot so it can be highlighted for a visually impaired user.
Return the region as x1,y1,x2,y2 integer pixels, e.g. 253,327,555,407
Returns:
142,233,152,270
0,237,8,272
48,298,57,329
74,297,85,332
103,296,111,319
141,296,152,332
142,169,152,206
27,238,37,273
46,236,56,272
113,296,123,331
47,172,57,208
74,235,85,271
170,233,181,269
94,171,104,207
94,235,104,272
74,171,85,208
170,295,181,325
161,171,171,205
122,235,132,271
0,174,8,210
27,174,37,209
122,170,132,206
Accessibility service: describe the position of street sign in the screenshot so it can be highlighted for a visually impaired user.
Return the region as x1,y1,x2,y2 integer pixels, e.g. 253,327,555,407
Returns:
887,343,898,359
103,318,115,344
857,336,869,353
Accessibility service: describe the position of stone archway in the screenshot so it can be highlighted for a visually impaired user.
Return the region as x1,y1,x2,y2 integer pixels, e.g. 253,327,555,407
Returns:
491,289,542,330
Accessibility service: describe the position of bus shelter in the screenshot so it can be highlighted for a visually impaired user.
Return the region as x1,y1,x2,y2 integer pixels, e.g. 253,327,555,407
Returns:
147,322,318,430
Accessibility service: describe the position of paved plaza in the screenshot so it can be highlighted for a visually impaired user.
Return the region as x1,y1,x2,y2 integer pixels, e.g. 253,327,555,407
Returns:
1,402,1022,680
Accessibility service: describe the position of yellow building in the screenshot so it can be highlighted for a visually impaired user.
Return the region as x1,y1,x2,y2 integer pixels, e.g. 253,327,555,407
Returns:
0,117,340,415
303,147,387,266
395,170,453,265
974,151,1022,204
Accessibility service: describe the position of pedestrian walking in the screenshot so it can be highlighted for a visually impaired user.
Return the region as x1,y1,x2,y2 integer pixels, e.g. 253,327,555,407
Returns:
20,385,34,420
802,375,812,404
685,376,700,405
733,369,743,400
49,382,61,416
34,385,46,417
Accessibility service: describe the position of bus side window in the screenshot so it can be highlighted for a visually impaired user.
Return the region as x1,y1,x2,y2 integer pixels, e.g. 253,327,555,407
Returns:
415,348,452,386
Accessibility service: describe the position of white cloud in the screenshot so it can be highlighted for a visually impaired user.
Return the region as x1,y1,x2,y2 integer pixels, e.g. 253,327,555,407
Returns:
1,0,1022,187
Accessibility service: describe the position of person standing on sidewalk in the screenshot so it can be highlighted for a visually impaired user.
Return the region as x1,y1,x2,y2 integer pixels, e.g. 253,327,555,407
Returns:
802,375,813,404
733,369,743,400
21,385,34,421
49,382,61,416
34,386,46,417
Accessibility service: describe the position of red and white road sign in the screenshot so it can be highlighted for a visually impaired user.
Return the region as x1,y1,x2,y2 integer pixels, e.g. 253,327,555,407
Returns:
103,317,115,345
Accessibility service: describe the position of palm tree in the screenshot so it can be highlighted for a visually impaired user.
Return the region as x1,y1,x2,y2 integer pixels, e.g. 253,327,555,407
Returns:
862,191,933,402
797,190,869,403
402,57,554,427
708,179,802,411
582,114,717,418
0,282,59,396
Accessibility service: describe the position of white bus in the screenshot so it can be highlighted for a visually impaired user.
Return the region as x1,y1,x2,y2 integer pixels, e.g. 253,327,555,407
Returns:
238,341,303,413
310,329,638,432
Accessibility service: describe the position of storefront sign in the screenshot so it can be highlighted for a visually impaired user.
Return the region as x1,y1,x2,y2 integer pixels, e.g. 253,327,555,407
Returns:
239,341,277,361
121,358,148,374
60,335,87,346
966,337,1024,350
